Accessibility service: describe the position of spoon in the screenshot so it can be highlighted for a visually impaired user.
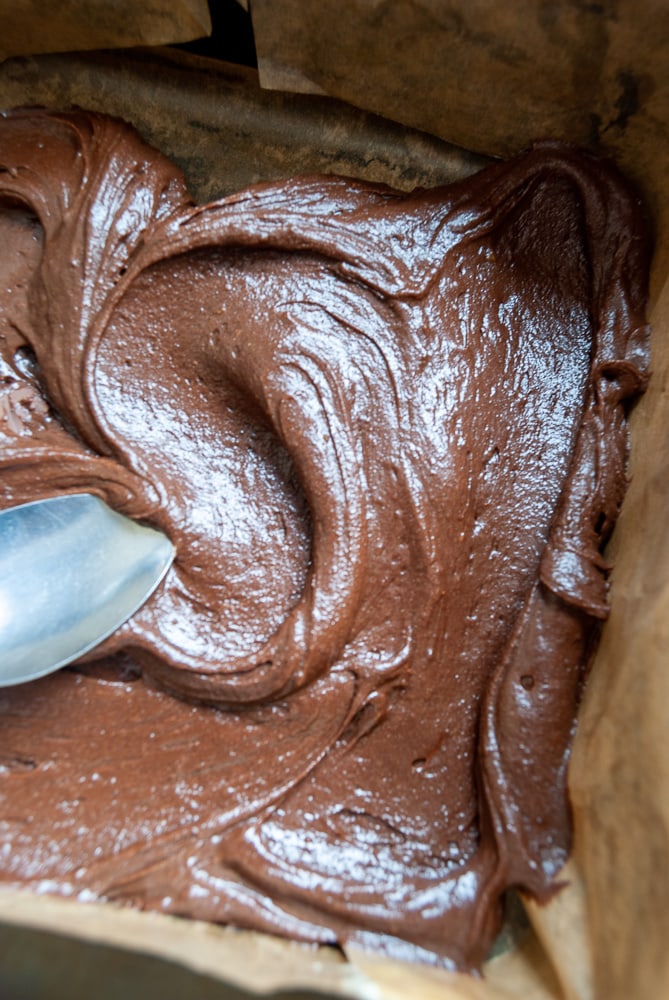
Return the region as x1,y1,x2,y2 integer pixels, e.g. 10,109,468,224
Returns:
0,493,174,687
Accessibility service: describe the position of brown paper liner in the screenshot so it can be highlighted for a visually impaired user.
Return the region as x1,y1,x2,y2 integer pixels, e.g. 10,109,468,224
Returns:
1,0,211,60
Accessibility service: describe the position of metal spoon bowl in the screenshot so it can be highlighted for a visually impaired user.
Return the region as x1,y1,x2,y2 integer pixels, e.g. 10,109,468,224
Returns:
0,493,174,687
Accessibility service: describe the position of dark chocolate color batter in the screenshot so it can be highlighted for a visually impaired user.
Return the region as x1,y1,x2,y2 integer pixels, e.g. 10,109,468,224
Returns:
0,110,651,970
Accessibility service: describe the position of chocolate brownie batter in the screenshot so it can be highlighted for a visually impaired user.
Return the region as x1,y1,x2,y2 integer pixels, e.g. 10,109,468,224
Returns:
0,109,651,970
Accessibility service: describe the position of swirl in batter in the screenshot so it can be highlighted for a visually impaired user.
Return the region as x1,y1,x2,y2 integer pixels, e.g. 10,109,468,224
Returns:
0,109,651,970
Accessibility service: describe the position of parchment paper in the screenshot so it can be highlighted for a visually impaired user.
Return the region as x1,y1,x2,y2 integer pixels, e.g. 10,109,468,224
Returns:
1,0,211,60
249,0,669,160
0,16,667,999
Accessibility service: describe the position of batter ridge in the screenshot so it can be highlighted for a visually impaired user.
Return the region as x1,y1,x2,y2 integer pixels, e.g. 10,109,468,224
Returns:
0,109,652,970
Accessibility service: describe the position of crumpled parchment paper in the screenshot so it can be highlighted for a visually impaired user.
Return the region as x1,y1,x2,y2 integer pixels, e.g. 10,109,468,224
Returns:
1,0,210,60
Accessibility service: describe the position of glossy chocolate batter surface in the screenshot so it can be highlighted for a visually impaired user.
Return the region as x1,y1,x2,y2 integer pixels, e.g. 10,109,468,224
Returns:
0,110,651,970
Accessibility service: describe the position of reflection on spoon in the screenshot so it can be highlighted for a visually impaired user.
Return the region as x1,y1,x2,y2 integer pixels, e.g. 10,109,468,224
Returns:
0,493,174,687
